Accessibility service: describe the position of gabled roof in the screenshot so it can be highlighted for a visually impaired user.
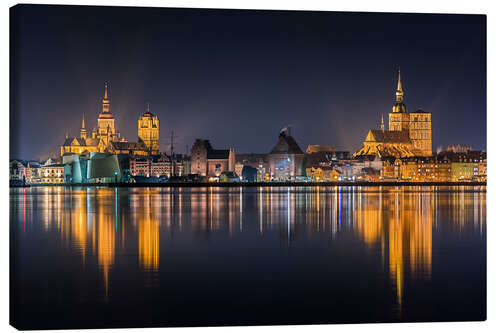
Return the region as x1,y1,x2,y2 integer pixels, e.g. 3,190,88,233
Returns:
63,136,102,147
270,133,304,154
110,141,147,150
366,130,411,144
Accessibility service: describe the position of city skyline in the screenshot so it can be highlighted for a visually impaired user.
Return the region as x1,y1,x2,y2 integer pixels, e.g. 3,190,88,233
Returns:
10,5,486,160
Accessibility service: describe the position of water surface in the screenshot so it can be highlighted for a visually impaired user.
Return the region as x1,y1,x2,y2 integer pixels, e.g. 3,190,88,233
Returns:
10,186,486,329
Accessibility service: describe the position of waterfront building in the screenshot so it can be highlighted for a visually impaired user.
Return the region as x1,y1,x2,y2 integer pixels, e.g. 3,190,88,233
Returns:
268,129,305,181
478,158,487,181
241,166,258,182
130,154,189,178
382,157,444,182
382,158,399,181
190,139,235,177
86,153,125,183
130,158,151,177
234,153,269,181
219,171,240,182
62,153,128,183
234,162,244,178
380,151,486,182
9,160,26,182
354,69,432,158
307,167,341,182
40,161,65,184
336,156,382,181
439,150,485,182
358,167,380,182
25,161,42,184
149,156,170,177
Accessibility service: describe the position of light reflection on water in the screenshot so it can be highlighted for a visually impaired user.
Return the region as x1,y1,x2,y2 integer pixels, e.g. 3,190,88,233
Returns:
10,186,486,328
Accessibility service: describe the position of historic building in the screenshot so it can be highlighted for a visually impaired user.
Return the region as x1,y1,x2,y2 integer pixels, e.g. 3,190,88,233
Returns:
190,139,235,177
268,129,305,180
60,84,158,157
354,69,432,158
138,104,160,155
96,83,121,146
130,154,189,178
60,115,107,156
381,150,486,182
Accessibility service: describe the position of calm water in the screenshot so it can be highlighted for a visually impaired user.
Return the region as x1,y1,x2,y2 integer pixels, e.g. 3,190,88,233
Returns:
10,186,486,329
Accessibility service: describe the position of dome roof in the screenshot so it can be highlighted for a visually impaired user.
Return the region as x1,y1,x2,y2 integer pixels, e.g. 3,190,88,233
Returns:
141,104,156,118
141,111,155,118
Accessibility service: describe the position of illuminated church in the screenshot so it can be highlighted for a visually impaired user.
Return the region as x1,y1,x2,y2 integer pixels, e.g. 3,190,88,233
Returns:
60,84,160,156
354,69,432,158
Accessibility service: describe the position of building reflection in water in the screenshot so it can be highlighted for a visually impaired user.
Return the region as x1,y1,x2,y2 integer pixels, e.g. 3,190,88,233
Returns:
13,185,485,307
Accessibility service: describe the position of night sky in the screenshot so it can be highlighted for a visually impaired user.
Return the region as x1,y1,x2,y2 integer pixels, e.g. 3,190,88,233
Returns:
10,5,486,160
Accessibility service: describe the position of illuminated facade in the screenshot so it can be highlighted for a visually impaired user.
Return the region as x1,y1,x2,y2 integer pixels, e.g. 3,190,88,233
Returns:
190,139,235,177
268,130,305,180
355,69,432,158
39,163,65,183
96,83,120,146
137,104,160,155
381,151,486,182
60,83,156,157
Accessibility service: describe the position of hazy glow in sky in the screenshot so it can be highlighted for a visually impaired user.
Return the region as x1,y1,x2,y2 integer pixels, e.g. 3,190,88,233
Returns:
10,5,486,160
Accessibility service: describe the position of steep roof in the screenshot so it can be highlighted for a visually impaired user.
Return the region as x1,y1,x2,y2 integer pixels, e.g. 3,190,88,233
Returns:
270,133,304,154
62,137,101,147
110,141,147,150
366,130,411,144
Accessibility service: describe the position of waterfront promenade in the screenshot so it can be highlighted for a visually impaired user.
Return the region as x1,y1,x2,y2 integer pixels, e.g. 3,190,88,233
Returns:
10,181,487,188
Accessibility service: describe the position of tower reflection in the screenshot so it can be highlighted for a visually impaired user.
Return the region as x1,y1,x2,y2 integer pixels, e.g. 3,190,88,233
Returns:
14,185,485,308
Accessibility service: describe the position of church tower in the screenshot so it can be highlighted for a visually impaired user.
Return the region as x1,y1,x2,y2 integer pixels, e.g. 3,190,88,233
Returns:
138,103,160,155
97,83,116,146
408,109,432,156
389,68,410,131
80,114,87,139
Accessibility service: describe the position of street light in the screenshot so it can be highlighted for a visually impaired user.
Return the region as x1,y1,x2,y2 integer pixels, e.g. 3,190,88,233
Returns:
114,171,118,183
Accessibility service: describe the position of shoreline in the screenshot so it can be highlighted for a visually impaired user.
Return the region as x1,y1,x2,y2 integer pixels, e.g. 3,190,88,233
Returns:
10,181,487,188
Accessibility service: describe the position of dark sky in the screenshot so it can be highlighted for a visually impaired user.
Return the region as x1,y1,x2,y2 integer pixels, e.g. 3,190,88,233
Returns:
10,5,486,160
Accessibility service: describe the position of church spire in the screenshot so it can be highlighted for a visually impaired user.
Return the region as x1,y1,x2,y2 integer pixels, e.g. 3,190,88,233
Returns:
396,67,404,103
381,114,385,131
101,83,110,113
80,113,87,139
